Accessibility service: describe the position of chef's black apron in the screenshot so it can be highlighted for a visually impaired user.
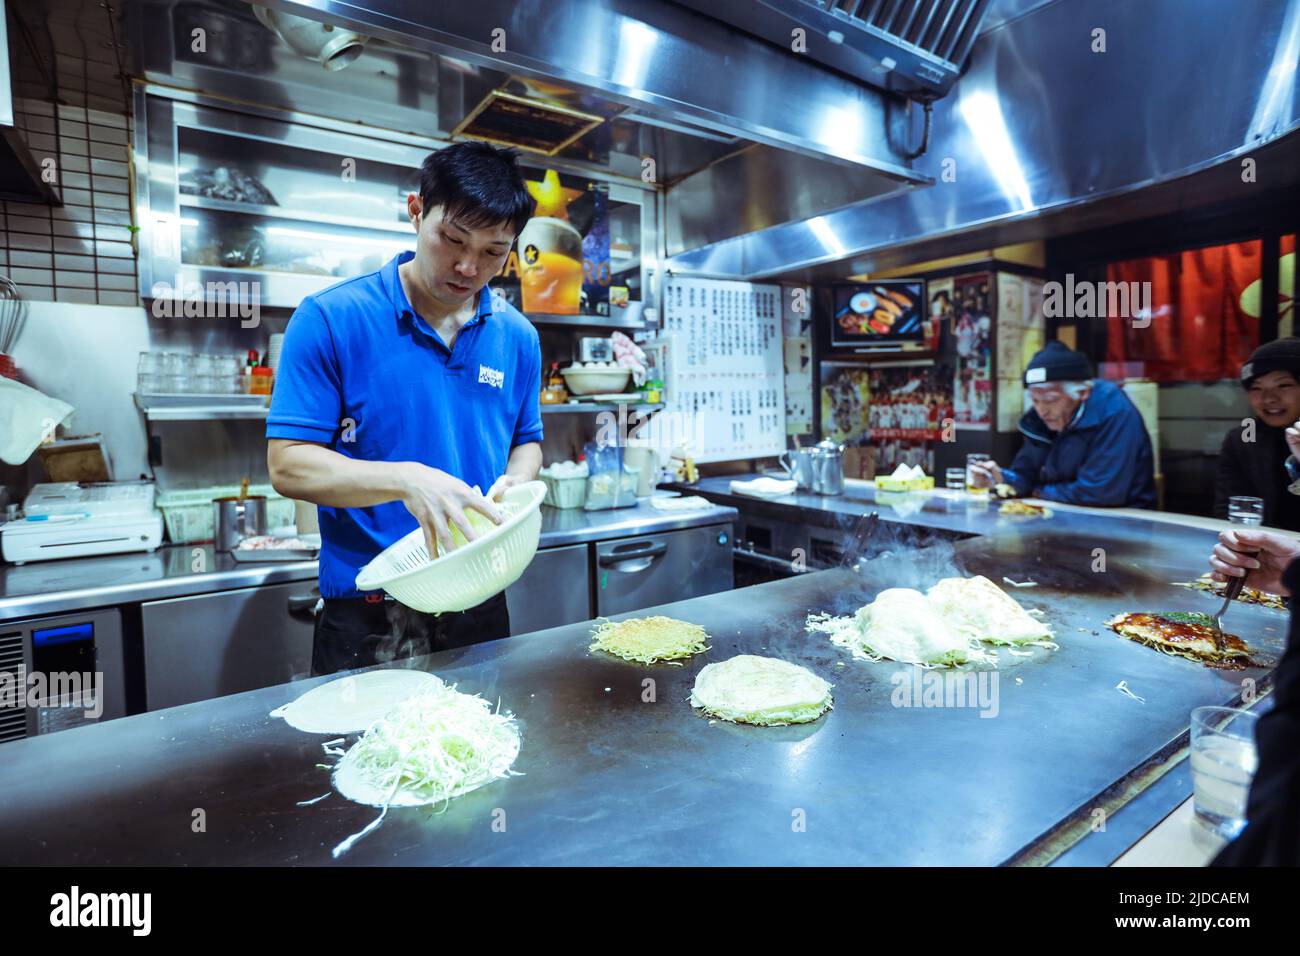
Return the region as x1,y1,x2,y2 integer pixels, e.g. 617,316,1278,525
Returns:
310,591,510,677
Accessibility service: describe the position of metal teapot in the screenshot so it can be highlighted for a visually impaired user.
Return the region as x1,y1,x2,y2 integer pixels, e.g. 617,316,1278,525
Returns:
811,440,845,496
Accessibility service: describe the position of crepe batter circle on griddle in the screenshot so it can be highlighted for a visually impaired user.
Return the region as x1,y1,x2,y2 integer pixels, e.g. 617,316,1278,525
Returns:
690,654,833,726
270,669,442,734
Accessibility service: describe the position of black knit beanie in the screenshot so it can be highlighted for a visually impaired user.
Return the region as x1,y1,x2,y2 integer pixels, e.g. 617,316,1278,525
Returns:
1240,337,1300,387
1024,341,1094,386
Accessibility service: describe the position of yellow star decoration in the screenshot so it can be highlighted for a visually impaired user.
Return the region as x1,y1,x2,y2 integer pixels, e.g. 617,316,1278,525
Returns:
526,169,583,221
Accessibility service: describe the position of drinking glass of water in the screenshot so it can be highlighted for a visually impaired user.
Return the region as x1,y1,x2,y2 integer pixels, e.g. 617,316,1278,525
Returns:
1227,496,1264,526
945,468,966,491
1190,706,1259,840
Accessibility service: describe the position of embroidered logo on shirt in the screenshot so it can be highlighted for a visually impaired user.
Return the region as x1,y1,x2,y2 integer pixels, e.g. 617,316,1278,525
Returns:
478,364,505,389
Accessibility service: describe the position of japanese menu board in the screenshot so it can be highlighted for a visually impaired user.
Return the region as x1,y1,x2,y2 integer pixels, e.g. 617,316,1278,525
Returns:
658,277,786,463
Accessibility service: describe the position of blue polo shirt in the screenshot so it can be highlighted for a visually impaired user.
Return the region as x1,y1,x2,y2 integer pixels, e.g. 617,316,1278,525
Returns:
267,251,543,598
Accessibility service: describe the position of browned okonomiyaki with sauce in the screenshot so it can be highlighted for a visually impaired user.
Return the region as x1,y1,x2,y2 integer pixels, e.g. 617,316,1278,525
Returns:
1105,611,1252,669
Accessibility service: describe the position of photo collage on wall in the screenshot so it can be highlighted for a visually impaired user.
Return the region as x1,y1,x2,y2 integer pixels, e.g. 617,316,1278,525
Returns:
821,362,954,478
947,273,993,428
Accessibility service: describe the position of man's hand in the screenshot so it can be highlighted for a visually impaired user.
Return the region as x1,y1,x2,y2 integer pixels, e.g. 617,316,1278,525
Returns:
968,460,1003,489
396,462,502,558
486,473,525,502
1209,528,1300,596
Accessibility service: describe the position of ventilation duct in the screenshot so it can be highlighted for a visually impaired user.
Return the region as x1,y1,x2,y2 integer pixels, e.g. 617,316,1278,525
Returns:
252,5,369,72
673,0,994,97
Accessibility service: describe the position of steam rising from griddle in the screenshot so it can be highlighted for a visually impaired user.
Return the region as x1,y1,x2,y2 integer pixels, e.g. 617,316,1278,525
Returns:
826,509,968,615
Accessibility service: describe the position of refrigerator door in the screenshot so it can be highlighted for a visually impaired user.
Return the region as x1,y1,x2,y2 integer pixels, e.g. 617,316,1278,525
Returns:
594,524,733,617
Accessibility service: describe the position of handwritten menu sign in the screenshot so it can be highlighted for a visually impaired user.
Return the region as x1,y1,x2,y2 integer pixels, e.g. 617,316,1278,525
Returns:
659,277,787,463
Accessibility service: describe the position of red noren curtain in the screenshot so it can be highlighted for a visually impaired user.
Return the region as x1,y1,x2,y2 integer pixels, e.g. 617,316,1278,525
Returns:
1104,239,1263,382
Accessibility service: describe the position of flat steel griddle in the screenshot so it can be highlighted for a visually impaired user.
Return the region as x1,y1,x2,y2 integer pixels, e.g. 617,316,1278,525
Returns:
0,508,1285,866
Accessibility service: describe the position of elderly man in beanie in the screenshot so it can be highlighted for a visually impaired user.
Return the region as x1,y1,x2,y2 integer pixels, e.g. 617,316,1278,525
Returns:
969,341,1156,507
1213,337,1300,531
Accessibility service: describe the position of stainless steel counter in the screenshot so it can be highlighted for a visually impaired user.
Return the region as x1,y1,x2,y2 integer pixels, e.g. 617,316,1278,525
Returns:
0,518,1284,865
0,496,737,622
664,473,1035,538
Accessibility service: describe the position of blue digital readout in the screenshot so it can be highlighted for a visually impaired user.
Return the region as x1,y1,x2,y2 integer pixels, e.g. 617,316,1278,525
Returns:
32,622,94,647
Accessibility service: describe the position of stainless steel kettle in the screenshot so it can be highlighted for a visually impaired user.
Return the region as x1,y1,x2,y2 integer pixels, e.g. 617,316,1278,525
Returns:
811,439,845,496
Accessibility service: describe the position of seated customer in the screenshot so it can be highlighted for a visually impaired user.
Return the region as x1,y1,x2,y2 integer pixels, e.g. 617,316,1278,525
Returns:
969,341,1156,507
1214,338,1300,531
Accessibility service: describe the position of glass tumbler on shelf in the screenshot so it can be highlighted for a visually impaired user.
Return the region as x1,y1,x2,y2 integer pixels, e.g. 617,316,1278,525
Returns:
1190,706,1259,840
219,355,243,394
137,351,163,394
193,353,218,395
1227,496,1264,526
159,351,188,393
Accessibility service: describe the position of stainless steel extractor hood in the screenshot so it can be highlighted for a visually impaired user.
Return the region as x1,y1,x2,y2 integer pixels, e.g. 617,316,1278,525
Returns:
244,0,930,182
0,0,61,204
671,0,995,98
666,0,1300,281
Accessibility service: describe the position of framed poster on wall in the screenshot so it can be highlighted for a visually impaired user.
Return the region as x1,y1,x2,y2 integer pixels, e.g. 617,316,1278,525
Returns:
951,273,993,429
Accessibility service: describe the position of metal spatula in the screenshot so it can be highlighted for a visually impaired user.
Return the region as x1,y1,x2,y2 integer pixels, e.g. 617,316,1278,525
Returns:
1211,549,1257,650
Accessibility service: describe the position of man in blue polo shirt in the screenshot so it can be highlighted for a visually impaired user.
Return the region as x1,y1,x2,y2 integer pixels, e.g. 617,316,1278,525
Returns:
267,142,542,675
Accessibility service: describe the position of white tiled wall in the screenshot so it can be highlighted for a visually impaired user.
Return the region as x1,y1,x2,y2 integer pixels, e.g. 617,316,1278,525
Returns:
3,99,138,306
4,0,138,306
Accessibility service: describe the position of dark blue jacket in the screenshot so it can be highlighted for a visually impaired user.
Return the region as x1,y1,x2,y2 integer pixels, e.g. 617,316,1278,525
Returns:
1002,379,1156,508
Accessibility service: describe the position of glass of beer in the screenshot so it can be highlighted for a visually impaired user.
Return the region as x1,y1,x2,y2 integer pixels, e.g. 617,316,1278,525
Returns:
965,453,992,494
518,216,584,315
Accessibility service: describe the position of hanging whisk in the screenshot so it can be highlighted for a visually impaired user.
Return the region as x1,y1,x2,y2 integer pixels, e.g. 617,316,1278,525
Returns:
0,275,28,355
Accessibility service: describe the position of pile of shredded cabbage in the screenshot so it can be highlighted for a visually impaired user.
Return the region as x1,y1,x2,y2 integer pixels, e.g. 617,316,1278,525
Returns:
807,587,994,668
806,577,1056,668
328,683,522,857
588,615,710,664
334,683,521,810
926,575,1057,648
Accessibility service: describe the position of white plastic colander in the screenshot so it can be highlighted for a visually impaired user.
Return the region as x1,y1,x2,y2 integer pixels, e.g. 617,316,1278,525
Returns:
354,480,546,613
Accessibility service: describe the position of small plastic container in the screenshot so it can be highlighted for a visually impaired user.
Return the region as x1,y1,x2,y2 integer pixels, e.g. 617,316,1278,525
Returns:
541,472,587,509
158,484,295,543
583,466,639,511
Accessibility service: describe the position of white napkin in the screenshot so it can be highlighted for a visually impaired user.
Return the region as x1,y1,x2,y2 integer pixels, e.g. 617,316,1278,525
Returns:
0,378,74,465
729,477,798,499
648,495,712,511
888,463,926,481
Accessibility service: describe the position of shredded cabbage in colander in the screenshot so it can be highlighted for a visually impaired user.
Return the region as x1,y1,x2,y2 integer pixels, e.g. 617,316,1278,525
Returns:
436,499,521,558
588,615,710,664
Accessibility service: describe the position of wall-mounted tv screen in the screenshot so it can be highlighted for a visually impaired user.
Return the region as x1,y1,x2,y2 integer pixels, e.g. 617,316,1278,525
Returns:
830,280,927,351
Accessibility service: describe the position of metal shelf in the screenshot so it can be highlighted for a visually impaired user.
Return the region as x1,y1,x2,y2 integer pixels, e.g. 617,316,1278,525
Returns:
134,393,270,422
542,402,663,414
178,193,412,235
527,304,648,329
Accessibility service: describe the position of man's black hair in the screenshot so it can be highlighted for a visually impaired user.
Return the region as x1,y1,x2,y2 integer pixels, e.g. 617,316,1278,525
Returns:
418,141,535,237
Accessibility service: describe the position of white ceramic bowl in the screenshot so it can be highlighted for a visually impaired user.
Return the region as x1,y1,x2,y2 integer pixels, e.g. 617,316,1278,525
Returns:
354,481,546,613
561,365,632,395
